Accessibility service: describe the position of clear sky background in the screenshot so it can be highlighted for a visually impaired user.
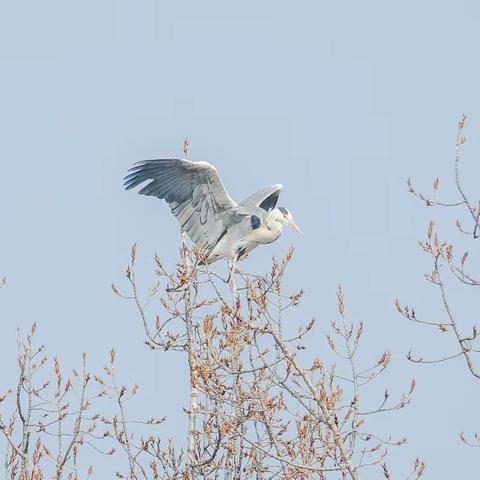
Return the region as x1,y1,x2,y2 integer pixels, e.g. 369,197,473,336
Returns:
1,1,480,477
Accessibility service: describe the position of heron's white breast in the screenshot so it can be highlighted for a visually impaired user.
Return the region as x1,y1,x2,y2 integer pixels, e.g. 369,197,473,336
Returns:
206,219,281,262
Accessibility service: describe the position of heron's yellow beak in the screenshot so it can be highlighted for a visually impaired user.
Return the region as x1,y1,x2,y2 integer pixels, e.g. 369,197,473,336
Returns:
288,219,303,235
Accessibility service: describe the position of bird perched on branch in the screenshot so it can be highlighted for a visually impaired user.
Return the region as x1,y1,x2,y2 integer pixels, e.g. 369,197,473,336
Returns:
124,158,302,295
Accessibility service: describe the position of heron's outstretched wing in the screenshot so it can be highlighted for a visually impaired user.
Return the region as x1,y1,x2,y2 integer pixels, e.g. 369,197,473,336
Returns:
124,159,237,251
239,184,282,211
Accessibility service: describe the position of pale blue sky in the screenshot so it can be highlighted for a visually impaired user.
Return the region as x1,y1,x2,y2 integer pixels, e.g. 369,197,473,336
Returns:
1,1,480,477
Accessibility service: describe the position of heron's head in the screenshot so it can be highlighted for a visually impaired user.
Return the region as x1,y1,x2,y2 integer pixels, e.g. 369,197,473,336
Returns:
273,207,303,235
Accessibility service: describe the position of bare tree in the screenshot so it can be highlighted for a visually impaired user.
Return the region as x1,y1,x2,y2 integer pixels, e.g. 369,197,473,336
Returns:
0,321,174,480
0,323,103,479
397,114,480,447
113,243,421,479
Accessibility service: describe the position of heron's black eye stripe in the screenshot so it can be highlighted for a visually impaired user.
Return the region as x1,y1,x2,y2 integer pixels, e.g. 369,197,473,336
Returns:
250,215,261,229
278,207,288,216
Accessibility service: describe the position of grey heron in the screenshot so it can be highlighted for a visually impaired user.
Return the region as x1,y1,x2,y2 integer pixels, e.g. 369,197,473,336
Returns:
124,158,302,293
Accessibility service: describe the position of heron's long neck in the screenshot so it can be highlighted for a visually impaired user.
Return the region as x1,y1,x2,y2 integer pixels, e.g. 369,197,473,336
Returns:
265,211,284,235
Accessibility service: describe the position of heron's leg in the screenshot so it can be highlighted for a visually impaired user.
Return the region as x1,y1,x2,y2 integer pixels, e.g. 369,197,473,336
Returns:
228,256,238,300
226,257,238,283
226,260,232,283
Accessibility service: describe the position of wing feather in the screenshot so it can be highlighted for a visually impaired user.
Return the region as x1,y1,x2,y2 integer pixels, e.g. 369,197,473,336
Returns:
239,184,282,211
124,159,236,252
